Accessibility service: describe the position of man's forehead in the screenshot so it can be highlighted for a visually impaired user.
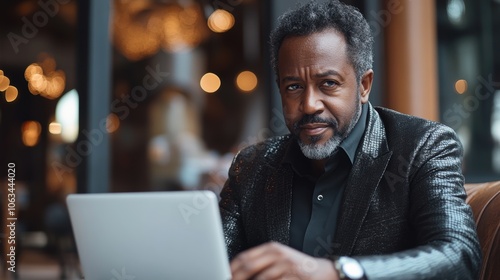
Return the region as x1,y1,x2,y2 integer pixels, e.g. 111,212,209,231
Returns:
280,28,346,48
278,29,348,65
276,28,355,81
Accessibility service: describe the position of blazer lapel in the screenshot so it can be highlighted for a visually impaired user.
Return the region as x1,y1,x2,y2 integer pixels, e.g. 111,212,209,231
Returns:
334,104,392,256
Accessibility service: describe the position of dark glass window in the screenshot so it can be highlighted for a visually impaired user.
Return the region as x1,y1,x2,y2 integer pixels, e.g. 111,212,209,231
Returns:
437,0,500,182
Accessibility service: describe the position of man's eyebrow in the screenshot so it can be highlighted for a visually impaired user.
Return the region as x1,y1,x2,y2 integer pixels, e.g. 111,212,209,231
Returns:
314,70,342,78
281,76,301,83
280,70,343,83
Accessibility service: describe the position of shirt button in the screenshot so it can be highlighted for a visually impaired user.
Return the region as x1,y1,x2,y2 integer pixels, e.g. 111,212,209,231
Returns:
317,195,324,201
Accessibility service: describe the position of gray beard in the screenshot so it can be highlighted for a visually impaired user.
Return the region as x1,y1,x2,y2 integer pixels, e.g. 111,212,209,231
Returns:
298,103,362,160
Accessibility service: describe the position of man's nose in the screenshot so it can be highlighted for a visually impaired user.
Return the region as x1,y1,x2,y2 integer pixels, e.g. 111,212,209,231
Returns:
301,88,324,115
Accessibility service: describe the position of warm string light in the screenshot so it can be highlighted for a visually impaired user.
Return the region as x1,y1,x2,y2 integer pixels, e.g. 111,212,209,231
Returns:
111,1,239,60
112,1,208,60
24,54,66,99
0,70,10,91
200,73,221,93
207,9,235,33
236,71,258,93
0,69,19,103
22,121,42,147
5,86,19,102
200,71,258,94
49,122,62,135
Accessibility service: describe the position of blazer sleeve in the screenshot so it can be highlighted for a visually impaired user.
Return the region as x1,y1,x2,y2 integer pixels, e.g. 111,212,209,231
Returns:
354,125,482,280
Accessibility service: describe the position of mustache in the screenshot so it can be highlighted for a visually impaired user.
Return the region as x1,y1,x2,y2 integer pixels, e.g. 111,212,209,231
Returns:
292,114,338,131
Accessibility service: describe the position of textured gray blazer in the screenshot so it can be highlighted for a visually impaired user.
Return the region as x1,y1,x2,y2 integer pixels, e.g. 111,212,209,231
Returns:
220,103,481,280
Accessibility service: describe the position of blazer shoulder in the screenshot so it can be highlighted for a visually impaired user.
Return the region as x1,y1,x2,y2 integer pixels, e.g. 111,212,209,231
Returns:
234,135,292,167
374,106,459,143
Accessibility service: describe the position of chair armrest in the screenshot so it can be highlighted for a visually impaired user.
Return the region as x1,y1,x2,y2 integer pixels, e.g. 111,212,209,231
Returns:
464,181,500,280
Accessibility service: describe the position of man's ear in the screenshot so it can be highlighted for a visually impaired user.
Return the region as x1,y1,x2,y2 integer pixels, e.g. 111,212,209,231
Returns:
360,69,373,104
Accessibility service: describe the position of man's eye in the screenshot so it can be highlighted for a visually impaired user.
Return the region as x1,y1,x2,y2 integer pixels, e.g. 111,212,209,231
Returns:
286,84,301,91
322,80,338,87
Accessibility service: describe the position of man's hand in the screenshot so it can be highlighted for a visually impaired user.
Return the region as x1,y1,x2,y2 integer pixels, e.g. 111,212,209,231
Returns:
230,242,340,280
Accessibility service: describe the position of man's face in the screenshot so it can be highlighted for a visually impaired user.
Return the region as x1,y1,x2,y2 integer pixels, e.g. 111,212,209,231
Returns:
277,28,372,160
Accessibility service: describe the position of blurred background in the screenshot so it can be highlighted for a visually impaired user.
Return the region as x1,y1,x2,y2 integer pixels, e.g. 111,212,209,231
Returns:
1,0,499,279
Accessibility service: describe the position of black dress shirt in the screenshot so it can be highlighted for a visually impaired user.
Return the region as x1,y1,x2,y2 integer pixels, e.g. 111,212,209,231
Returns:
286,103,368,257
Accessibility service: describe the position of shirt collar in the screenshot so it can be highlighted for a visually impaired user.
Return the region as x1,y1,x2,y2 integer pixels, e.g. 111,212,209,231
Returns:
338,102,368,164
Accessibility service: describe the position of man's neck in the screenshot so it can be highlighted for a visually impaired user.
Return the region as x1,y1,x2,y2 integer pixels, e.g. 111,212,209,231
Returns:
311,158,327,177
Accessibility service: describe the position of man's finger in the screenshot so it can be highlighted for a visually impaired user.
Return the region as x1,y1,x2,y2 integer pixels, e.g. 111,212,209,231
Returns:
231,243,283,279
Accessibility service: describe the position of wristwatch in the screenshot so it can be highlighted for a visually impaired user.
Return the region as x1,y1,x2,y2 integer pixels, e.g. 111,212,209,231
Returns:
334,256,366,280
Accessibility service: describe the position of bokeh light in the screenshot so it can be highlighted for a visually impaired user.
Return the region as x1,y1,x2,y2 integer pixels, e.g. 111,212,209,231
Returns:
106,113,120,133
5,86,19,102
56,89,79,143
455,79,468,94
161,3,208,52
200,73,221,93
208,9,235,33
24,54,66,99
113,1,208,60
49,122,62,135
22,121,42,147
0,75,10,91
236,71,258,93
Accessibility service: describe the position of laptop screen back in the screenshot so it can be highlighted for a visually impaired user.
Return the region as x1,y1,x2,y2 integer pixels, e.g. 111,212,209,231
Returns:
67,191,231,280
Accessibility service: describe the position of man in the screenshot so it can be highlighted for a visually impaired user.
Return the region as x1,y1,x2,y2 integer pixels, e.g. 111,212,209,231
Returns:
219,1,481,279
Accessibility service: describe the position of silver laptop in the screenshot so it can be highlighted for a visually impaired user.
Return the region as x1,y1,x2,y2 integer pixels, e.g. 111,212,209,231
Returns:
67,191,231,280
